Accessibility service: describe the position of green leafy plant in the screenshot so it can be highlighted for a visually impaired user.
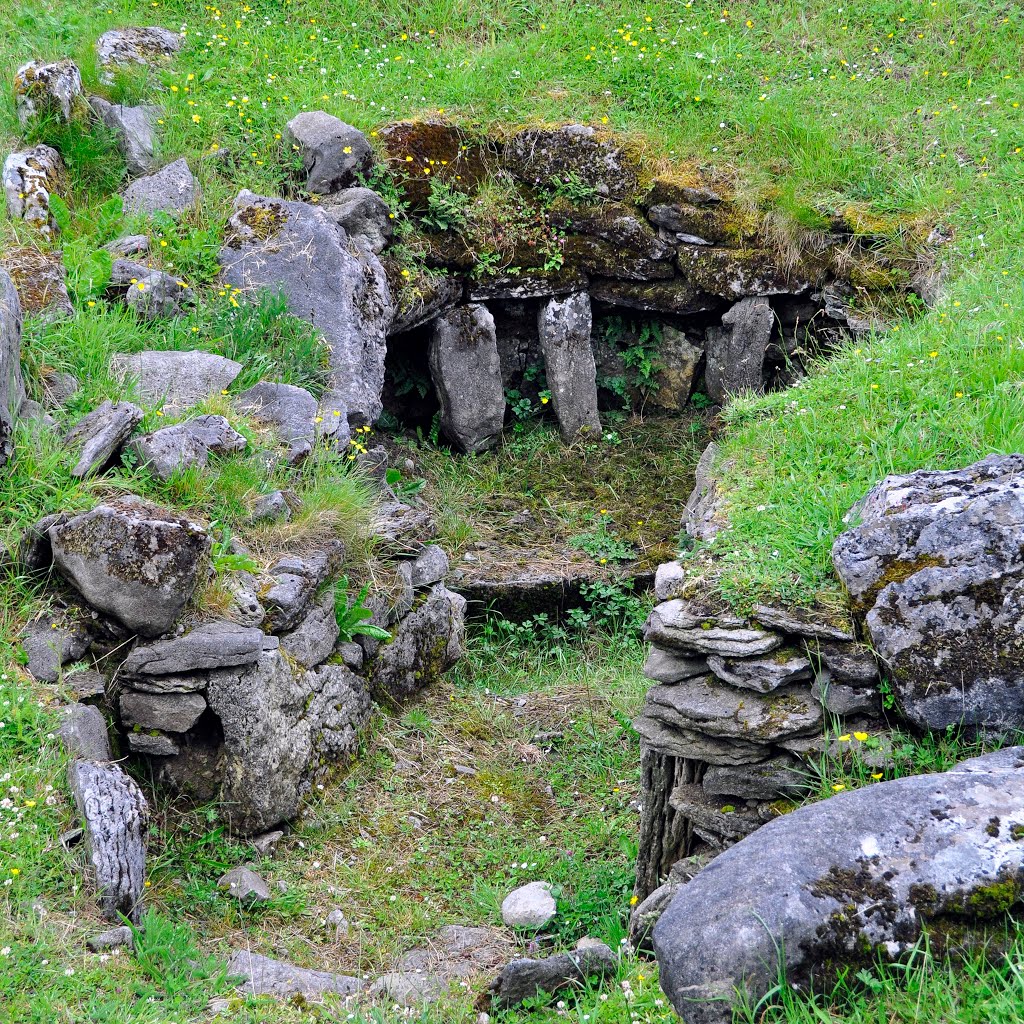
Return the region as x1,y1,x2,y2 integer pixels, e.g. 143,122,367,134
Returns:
421,179,471,232
208,521,260,575
569,512,637,564
385,466,426,498
546,171,601,206
150,210,223,284
334,576,391,643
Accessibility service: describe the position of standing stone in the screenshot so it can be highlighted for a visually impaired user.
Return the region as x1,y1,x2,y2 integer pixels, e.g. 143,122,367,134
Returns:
63,400,143,478
652,327,704,411
49,497,210,637
0,271,25,466
3,145,65,237
57,704,111,762
284,112,373,195
429,305,505,453
220,190,393,426
88,97,159,176
704,297,773,404
122,158,199,217
537,293,601,442
13,60,84,126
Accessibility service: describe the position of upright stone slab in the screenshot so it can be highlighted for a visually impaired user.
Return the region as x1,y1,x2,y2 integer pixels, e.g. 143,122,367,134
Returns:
220,190,393,426
704,296,773,404
13,60,84,126
3,145,65,237
537,293,601,441
284,112,373,195
0,270,25,466
428,305,506,453
88,97,159,175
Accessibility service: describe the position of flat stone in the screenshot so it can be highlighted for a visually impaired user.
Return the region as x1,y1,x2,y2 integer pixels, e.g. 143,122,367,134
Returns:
96,27,181,72
369,972,447,1006
127,414,246,480
654,748,1024,1024
57,703,111,762
63,400,143,478
811,673,882,716
120,691,206,733
633,714,774,765
122,158,199,217
49,496,210,636
66,669,106,701
817,641,879,685
644,599,781,658
702,756,809,801
706,649,813,693
20,612,90,683
501,881,556,929
227,949,363,999
126,732,179,756
668,783,768,851
86,925,134,952
751,604,854,642
104,235,150,258
643,646,709,684
390,273,464,335
112,350,242,411
218,866,270,906
123,620,266,676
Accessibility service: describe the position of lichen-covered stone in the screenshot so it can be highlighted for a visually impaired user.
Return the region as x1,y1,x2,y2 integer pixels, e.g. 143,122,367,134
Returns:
654,747,1024,1024
63,399,143,478
537,292,601,441
49,497,210,637
3,145,66,237
705,296,773,404
0,270,25,466
588,277,717,315
122,620,266,678
644,599,781,658
111,349,242,411
13,60,85,126
679,246,816,300
705,649,813,693
0,246,74,320
108,258,193,320
96,26,182,73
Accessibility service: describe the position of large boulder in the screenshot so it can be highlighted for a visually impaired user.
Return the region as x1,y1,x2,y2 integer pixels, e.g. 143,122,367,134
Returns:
654,748,1024,1024
111,349,242,410
88,97,159,175
704,296,773,404
95,26,182,74
220,190,393,426
234,381,317,464
13,60,84,126
3,145,65,237
428,305,506,453
833,454,1024,731
0,270,25,465
284,112,373,195
537,293,601,441
122,158,199,217
49,497,210,637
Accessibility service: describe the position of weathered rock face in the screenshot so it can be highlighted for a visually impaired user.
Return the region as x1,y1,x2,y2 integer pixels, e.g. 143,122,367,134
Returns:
111,349,242,411
0,246,74,321
284,112,373,194
0,270,25,466
88,97,159,176
3,145,65,237
122,158,199,217
13,60,84,126
833,454,1024,731
654,748,1024,1024
234,381,317,464
49,497,210,637
321,187,393,253
227,950,362,1000
705,296,774,404
127,415,246,481
485,938,617,1010
63,399,143,478
428,305,506,453
220,190,393,426
651,326,703,411
537,293,601,441
95,26,182,74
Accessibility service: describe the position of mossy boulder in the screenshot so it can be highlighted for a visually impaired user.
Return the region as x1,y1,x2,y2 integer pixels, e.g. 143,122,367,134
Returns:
654,747,1024,1024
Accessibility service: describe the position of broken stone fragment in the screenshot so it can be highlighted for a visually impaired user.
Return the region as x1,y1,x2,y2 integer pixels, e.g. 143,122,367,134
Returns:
218,865,270,906
485,938,616,1009
642,646,708,684
88,96,159,175
284,111,374,194
112,350,242,411
0,270,22,467
122,158,199,217
701,756,809,801
251,489,302,524
705,649,814,693
19,609,90,683
63,399,144,478
86,925,134,953
13,60,85,126
127,414,246,481
122,620,266,677
49,496,210,637
320,186,393,253
704,296,774,404
108,258,193,320
120,691,207,733
234,381,317,465
226,949,363,999
278,590,340,669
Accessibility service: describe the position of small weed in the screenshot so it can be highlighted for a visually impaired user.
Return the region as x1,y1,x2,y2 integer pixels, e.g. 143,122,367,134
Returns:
334,576,391,644
570,512,637,564
421,178,471,232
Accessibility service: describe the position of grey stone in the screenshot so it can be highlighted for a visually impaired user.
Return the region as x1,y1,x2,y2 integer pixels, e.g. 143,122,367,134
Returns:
811,673,882,716
88,96,159,175
262,545,343,633
285,112,373,194
652,327,704,412
123,620,266,677
104,235,150,258
702,756,808,801
320,187,392,253
19,399,56,431
654,562,686,601
630,855,714,952
325,907,349,939
252,830,284,857
120,691,206,733
0,271,22,465
373,500,438,552
49,497,210,636
486,938,616,1010
126,732,179,756
369,972,447,1006
339,642,364,671
367,584,466,703
251,489,302,524
40,370,79,408
235,381,317,464
63,400,143,478
669,783,768,850
57,703,111,762
224,574,266,628
653,748,1024,1024
501,881,556,929
537,293,601,441
410,545,449,589
218,866,270,905
96,27,182,72
21,612,90,683
221,190,393,426
112,349,242,411
86,926,134,952
315,389,351,451
66,669,106,701
279,591,340,669
817,641,879,685
127,414,245,480
751,604,854,642
122,159,199,217
13,60,84,126
504,125,639,200
637,678,821,748
227,949,362,999
705,296,774,404
644,599,781,658
390,273,464,335
643,646,708,684
429,304,506,453
204,653,372,833
3,145,65,238
680,246,814,300
832,454,1024,730
706,649,813,693
683,441,728,542
634,715,773,766
108,259,192,320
